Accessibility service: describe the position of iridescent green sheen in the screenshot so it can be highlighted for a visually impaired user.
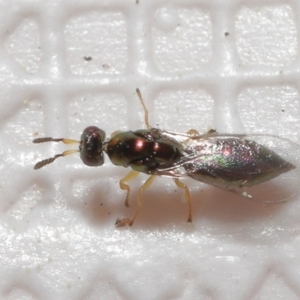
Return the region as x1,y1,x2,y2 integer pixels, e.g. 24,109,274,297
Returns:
183,137,294,187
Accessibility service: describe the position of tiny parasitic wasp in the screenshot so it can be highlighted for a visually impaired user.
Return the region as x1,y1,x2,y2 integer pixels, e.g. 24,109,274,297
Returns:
33,89,300,226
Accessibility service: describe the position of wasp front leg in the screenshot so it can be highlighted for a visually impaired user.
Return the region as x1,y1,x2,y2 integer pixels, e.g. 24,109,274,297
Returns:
116,175,156,227
119,170,140,207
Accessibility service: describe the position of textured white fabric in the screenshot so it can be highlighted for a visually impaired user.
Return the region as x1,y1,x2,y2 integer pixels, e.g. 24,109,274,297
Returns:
0,1,300,299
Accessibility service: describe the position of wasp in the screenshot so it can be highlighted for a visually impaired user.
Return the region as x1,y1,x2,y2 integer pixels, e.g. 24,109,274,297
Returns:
33,89,300,226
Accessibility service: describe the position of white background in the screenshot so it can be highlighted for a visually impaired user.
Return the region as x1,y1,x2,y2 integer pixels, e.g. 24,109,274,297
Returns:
1,0,300,299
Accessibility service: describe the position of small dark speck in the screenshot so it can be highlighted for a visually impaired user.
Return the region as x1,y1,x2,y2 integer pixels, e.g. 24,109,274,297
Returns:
281,109,285,112
225,32,229,36
83,56,92,61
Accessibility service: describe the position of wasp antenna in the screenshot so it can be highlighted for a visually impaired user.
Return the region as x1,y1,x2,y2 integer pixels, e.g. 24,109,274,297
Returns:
33,137,63,143
33,137,79,144
136,88,151,129
34,149,78,169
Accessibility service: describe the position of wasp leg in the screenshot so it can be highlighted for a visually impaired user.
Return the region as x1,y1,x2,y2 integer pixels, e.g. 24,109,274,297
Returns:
116,175,156,227
174,178,192,223
206,128,217,134
187,129,218,137
183,129,200,145
186,129,200,136
119,170,140,207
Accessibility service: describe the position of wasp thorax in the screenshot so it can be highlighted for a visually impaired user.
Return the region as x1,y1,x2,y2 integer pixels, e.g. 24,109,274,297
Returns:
79,126,106,166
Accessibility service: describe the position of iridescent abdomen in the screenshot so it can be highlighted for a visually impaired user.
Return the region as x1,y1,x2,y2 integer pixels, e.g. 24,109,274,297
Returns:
184,137,295,187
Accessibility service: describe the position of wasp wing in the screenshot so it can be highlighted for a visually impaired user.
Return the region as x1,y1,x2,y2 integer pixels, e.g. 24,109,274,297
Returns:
230,134,300,203
154,132,300,203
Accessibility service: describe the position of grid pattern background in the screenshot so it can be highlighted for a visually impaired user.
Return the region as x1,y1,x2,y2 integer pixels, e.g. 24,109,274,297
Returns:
1,0,300,299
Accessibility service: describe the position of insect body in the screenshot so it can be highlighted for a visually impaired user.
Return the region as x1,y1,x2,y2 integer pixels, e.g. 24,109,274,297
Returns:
33,89,299,226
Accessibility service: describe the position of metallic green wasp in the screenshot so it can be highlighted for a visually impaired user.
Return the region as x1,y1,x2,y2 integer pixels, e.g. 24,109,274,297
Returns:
33,89,299,226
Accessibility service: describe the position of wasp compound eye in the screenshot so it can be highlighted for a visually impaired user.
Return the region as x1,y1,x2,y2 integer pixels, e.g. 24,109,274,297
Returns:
79,126,106,166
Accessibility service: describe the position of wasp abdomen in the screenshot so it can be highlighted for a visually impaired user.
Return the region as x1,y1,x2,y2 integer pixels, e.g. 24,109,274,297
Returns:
184,138,295,187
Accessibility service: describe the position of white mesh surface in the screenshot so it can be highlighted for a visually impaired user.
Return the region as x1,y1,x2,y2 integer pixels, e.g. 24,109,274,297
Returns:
1,0,300,299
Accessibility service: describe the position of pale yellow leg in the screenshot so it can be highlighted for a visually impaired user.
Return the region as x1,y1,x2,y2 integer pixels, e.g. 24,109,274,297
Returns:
174,178,192,223
184,129,200,145
119,170,140,207
186,129,200,136
186,128,217,137
116,175,156,227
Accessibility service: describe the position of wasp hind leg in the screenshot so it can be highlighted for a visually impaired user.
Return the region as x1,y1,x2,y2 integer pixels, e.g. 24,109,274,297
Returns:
187,129,217,137
186,129,200,136
174,178,192,223
116,175,156,227
119,170,140,207
183,129,200,145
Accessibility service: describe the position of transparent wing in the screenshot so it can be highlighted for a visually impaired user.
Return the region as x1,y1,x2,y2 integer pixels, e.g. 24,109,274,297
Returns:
232,134,300,203
154,131,300,203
